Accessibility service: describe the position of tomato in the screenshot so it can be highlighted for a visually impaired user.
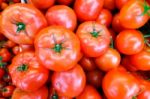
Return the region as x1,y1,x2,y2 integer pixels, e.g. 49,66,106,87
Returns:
129,46,150,71
95,48,121,72
1,2,8,10
112,13,126,33
76,85,102,99
96,8,112,27
0,48,11,62
0,68,4,80
74,0,104,22
102,68,140,99
86,70,104,88
119,0,149,29
12,86,48,99
30,0,55,9
35,26,81,72
115,0,129,9
45,5,77,31
1,85,15,97
104,0,116,11
8,51,49,92
0,0,2,5
0,3,47,45
52,64,86,98
79,56,97,72
56,0,73,5
115,30,145,55
76,21,111,57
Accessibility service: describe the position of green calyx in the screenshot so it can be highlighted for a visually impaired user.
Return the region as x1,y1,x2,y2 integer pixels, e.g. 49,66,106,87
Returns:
16,22,26,33
17,64,28,72
90,31,100,38
53,43,63,53
52,93,59,99
0,56,7,68
144,34,150,47
141,0,150,16
132,96,137,99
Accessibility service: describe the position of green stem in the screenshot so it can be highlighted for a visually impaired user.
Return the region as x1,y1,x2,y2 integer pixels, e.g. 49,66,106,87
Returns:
141,0,150,16
16,22,26,33
53,43,63,53
52,92,59,99
17,64,28,71
110,37,114,48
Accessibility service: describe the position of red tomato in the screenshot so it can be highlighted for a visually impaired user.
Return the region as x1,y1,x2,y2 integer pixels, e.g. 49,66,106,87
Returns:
104,0,116,11
0,48,11,62
129,46,150,71
112,13,126,33
115,0,130,9
96,8,112,27
56,0,73,5
74,0,104,22
115,30,145,55
30,0,55,9
76,21,111,57
34,26,81,72
1,85,15,97
0,68,4,80
119,0,149,29
86,70,104,88
12,86,48,99
8,51,49,92
95,48,121,72
0,3,47,45
102,68,140,99
76,85,102,99
79,56,97,72
52,64,86,98
45,5,77,31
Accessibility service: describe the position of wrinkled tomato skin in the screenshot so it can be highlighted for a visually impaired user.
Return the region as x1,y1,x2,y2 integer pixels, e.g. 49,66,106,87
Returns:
74,0,104,22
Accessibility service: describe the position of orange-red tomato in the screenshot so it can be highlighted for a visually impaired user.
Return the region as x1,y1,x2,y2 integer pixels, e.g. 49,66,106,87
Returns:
0,3,47,45
104,0,116,11
115,0,130,9
95,48,121,72
52,64,86,98
76,85,102,99
74,0,104,22
45,5,77,31
0,48,11,62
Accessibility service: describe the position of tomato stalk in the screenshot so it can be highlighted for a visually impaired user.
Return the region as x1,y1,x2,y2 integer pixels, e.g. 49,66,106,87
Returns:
144,34,150,47
52,92,59,99
90,23,102,38
17,64,28,71
16,22,26,33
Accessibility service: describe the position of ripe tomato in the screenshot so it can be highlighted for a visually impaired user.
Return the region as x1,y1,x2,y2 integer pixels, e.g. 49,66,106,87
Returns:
0,48,11,62
119,0,149,29
45,5,77,31
1,2,8,10
96,8,112,27
129,46,150,71
74,0,104,22
79,56,97,72
12,86,48,99
102,68,140,99
1,85,15,97
35,26,81,72
86,70,104,88
0,68,4,80
56,0,73,5
0,3,47,45
76,21,111,57
8,51,49,92
112,13,126,33
52,64,86,98
76,85,102,99
115,0,129,9
115,30,145,55
104,0,116,11
95,48,121,72
30,0,55,9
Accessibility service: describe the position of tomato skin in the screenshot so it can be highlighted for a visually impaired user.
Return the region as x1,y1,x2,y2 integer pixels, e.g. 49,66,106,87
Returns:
76,85,102,99
45,5,77,31
104,0,116,11
74,0,104,22
3,40,16,48
86,70,104,88
115,0,129,9
79,56,97,72
12,86,48,99
96,9,112,27
1,85,15,97
102,68,140,99
13,0,20,3
1,3,47,45
95,48,121,72
119,0,149,29
129,47,150,71
0,68,5,80
56,0,73,5
52,64,86,98
76,21,111,57
0,48,11,62
30,0,55,9
115,30,145,55
35,26,81,72
8,51,49,92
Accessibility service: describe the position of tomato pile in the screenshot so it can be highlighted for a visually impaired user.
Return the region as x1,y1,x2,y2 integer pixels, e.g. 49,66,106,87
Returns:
0,0,150,99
